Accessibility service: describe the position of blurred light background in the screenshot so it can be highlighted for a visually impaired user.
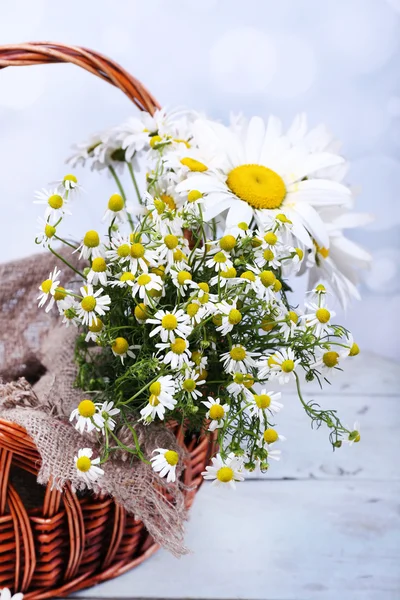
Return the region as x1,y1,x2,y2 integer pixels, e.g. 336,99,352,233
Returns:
0,0,399,358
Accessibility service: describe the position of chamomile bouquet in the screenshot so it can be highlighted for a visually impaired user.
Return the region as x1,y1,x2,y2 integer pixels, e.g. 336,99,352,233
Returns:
34,108,367,489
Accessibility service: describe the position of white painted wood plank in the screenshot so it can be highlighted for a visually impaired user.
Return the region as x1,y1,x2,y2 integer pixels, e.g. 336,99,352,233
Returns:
283,352,400,396
246,393,400,480
75,480,400,600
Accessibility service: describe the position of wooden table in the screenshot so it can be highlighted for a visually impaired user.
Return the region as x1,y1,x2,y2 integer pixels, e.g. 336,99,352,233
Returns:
71,353,400,600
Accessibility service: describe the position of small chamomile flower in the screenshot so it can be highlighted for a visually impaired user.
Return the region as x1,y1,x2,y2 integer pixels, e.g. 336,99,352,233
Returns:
35,216,57,246
154,234,189,272
77,284,111,326
279,309,302,341
254,246,282,270
34,187,70,222
139,375,177,421
87,257,110,286
248,390,283,419
85,317,104,342
148,308,192,343
220,344,258,374
185,300,208,325
179,369,205,399
128,240,158,274
97,401,120,432
259,348,300,384
202,397,230,431
215,300,242,335
111,337,137,364
75,230,105,260
109,270,136,288
37,267,61,312
205,250,233,273
53,173,81,196
102,193,127,223
210,266,237,289
303,300,336,337
156,338,191,369
70,399,105,433
343,422,361,446
106,234,132,266
226,372,255,399
170,268,196,295
150,448,180,483
74,448,104,485
191,350,208,371
131,273,163,304
201,453,245,489
260,428,286,448
58,296,80,328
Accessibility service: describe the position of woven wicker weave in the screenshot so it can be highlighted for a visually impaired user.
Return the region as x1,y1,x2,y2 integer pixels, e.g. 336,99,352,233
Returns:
0,43,216,599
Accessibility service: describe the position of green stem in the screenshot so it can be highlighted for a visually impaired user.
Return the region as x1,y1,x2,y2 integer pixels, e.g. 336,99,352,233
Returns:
49,247,85,279
108,164,135,230
126,161,142,205
54,235,79,250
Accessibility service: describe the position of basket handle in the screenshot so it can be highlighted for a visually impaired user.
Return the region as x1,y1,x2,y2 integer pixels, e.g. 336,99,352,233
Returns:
0,42,160,115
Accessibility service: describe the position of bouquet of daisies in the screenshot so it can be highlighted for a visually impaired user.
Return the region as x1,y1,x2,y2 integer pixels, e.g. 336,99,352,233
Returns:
34,108,368,489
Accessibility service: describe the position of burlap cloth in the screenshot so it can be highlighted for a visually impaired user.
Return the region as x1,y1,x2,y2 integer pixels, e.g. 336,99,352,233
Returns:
0,249,188,555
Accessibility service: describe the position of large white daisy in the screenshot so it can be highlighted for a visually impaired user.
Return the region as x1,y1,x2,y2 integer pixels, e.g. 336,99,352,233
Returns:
176,116,352,248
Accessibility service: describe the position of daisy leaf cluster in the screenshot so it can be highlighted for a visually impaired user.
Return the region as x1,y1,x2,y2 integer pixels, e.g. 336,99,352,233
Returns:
34,107,364,490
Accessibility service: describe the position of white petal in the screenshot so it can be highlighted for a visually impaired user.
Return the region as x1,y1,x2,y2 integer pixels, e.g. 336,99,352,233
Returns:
244,116,265,163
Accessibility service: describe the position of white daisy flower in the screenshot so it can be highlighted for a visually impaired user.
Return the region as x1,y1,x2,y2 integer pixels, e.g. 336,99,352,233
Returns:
260,428,286,449
37,267,61,312
343,421,361,446
77,284,111,326
303,300,336,337
179,369,205,400
85,317,104,342
70,399,105,433
74,230,105,261
156,338,191,369
106,234,132,266
226,372,255,399
130,273,163,304
210,266,237,289
140,390,177,422
128,240,158,274
254,245,282,270
259,348,300,385
279,309,303,341
153,234,189,272
185,300,208,325
220,344,258,374
177,115,351,248
148,307,192,343
58,296,80,328
111,337,137,364
34,187,70,223
74,448,104,486
191,349,208,371
205,250,233,272
202,452,245,489
35,216,57,247
97,400,120,432
248,390,283,419
53,173,81,197
0,588,23,600
150,448,180,483
215,300,242,335
87,257,110,286
170,268,197,295
202,396,230,431
102,193,127,224
109,271,136,288
114,113,153,160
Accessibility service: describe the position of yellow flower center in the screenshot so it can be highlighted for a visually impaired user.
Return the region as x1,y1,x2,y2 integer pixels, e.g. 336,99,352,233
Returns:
180,157,208,172
149,394,160,406
154,199,165,214
76,456,92,472
149,135,162,148
81,296,96,312
120,271,135,281
191,350,202,365
161,314,178,330
112,337,129,355
152,265,166,278
177,271,192,286
198,282,209,293
323,351,339,368
164,450,179,466
261,316,275,331
316,308,331,324
226,164,286,210
48,194,63,209
260,270,276,288
264,232,278,245
137,274,151,286
78,399,96,418
130,243,145,258
89,317,103,332
273,279,282,292
220,235,236,251
276,213,290,223
149,382,161,396
349,342,360,356
263,249,275,261
233,373,254,388
295,248,304,260
164,234,179,249
217,466,234,482
288,311,298,324
254,394,271,409
349,430,361,443
213,251,227,263
221,267,237,279
212,314,222,326
263,428,279,444
41,279,53,294
92,257,107,272
209,404,225,420
170,338,187,354
183,378,196,392
160,194,176,210
187,302,200,317
108,194,124,212
54,286,67,301
240,271,255,282
187,190,203,202
228,309,242,325
238,222,248,231
83,230,100,248
173,249,186,262
230,346,246,361
45,223,56,238
281,359,295,373
116,244,129,257
64,173,78,183
134,303,149,320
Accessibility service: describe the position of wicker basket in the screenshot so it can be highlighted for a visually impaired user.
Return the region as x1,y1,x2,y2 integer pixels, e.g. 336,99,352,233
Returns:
0,43,216,599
